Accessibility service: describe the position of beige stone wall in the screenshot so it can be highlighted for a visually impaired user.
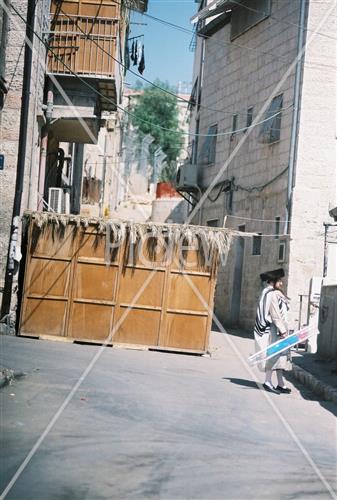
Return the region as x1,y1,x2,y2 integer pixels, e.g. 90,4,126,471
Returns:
193,0,336,330
287,0,337,324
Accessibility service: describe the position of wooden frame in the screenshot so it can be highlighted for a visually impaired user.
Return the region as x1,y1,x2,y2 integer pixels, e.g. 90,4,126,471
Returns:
19,219,220,354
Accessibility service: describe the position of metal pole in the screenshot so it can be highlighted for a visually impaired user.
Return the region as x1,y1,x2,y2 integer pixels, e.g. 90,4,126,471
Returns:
323,223,329,277
1,0,36,318
286,0,306,233
99,134,108,217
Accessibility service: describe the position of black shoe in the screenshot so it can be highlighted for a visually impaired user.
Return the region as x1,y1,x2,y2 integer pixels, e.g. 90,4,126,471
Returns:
263,383,280,394
276,385,291,394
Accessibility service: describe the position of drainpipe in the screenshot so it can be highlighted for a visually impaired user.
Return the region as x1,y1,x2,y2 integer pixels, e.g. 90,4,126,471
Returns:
38,87,54,210
1,0,36,319
99,133,108,218
285,0,307,233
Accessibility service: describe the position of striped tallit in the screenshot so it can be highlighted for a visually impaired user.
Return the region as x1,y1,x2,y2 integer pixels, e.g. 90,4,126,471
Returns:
254,286,274,337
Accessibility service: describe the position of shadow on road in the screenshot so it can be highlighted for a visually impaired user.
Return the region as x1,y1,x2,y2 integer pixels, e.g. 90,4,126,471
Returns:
222,377,259,389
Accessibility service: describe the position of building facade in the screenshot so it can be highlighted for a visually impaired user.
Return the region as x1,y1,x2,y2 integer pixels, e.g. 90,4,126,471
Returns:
188,0,336,329
0,0,50,282
0,0,148,314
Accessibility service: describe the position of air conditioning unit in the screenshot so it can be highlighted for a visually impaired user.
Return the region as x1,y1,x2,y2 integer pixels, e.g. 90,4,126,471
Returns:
48,188,70,214
176,163,198,191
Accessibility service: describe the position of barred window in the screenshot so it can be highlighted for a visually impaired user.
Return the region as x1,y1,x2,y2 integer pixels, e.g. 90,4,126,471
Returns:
231,0,271,40
274,217,280,239
252,233,262,256
246,107,254,130
259,94,283,144
199,124,217,165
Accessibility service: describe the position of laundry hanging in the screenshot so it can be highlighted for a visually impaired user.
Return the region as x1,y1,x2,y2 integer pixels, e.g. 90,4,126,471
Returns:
133,41,138,66
138,45,145,75
130,40,135,63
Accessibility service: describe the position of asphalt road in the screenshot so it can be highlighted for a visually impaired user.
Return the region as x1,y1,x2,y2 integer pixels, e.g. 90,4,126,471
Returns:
0,333,336,500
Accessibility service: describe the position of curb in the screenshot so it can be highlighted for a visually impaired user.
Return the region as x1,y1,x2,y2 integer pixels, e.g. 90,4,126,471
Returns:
291,363,337,404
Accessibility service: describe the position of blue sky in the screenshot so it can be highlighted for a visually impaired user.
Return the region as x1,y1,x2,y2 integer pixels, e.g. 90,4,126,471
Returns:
127,0,198,91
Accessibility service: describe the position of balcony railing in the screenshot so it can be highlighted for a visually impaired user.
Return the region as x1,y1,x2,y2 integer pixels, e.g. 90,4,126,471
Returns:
48,15,118,78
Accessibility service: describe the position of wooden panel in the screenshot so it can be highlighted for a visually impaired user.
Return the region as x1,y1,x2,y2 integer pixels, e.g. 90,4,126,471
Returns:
68,303,113,340
162,313,208,351
26,258,71,297
31,225,75,260
21,299,67,336
51,0,119,18
170,247,204,272
74,263,118,302
131,237,168,268
113,307,160,346
20,219,217,353
78,232,111,261
167,274,211,312
118,268,164,308
79,0,119,18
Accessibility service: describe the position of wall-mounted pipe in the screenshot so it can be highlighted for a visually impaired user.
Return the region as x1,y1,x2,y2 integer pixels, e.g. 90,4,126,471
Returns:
286,0,307,233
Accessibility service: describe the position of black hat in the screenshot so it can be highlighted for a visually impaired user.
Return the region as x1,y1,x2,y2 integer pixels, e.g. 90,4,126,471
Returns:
260,268,285,282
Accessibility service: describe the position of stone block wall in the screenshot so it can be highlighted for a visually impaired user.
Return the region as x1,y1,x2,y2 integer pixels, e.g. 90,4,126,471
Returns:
193,0,336,330
287,0,337,323
0,0,49,284
195,0,300,329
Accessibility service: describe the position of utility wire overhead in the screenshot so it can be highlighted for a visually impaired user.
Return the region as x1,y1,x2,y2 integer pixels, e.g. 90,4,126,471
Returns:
7,2,294,139
57,6,262,118
141,11,337,72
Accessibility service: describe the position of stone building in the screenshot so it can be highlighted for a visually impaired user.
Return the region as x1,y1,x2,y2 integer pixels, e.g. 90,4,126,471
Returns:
188,0,336,329
0,0,50,282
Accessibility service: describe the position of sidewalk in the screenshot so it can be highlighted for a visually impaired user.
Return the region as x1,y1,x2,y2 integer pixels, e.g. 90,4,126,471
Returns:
213,328,337,405
291,351,337,404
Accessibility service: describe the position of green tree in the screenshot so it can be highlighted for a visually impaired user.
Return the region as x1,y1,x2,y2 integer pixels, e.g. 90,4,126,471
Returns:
131,81,183,167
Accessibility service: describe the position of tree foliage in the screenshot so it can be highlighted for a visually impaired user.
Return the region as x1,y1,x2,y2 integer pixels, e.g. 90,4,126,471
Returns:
131,81,183,166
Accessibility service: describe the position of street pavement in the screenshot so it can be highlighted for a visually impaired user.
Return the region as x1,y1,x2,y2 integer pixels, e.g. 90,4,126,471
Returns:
0,332,336,500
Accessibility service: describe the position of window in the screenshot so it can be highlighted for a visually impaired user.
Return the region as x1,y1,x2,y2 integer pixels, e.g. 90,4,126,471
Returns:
238,224,246,232
199,123,217,165
259,94,283,144
245,107,254,131
192,118,200,164
278,241,286,263
207,219,219,227
232,114,238,134
231,0,271,40
252,233,262,255
274,217,280,239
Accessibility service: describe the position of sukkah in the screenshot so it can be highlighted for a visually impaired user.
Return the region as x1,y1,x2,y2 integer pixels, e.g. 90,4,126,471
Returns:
25,211,234,275
19,211,234,352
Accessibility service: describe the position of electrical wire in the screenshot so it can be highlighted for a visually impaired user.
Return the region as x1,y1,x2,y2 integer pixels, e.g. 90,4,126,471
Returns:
57,6,259,118
235,166,289,193
141,11,337,72
206,165,288,203
226,214,288,223
8,2,295,139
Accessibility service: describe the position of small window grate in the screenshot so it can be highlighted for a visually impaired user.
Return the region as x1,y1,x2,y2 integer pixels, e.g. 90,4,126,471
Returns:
252,233,262,255
259,94,283,144
274,217,280,239
278,241,286,262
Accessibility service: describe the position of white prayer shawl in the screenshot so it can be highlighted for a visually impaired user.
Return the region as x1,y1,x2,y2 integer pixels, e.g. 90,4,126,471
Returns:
254,285,274,337
254,287,291,372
